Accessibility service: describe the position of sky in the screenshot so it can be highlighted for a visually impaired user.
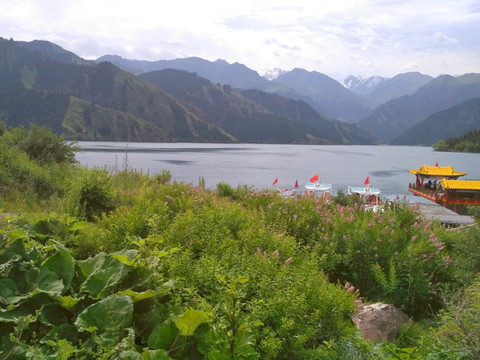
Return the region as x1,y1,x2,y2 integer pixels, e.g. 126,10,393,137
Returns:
1,0,479,82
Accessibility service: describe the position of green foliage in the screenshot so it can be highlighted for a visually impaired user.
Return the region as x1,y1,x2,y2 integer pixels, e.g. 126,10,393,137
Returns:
422,277,480,359
241,192,462,319
8,124,79,164
0,126,74,202
433,128,480,153
152,169,172,185
67,168,115,221
1,125,479,358
0,218,173,359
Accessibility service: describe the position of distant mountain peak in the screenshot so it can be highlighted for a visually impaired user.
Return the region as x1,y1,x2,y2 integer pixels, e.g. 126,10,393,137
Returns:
343,75,388,90
343,75,364,89
263,68,288,81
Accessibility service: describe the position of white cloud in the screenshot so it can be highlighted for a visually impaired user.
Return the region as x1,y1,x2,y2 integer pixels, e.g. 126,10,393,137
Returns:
0,0,479,81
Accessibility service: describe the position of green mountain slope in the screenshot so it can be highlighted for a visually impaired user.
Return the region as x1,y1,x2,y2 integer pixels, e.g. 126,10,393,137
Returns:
391,97,480,146
0,38,233,142
359,74,480,142
139,69,373,144
20,39,92,66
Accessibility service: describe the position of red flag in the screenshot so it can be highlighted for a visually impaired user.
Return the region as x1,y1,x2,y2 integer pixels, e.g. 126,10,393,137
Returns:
294,179,299,188
310,174,319,183
273,178,278,186
364,176,369,185
435,162,439,167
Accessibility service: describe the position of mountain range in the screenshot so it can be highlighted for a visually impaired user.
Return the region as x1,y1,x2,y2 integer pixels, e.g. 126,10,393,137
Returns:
1,36,479,145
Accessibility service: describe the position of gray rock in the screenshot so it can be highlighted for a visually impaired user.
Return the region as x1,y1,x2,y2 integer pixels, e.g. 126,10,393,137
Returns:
351,302,410,342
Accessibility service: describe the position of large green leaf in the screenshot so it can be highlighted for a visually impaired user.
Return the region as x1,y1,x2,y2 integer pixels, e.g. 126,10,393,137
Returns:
41,242,75,292
118,289,167,303
55,295,83,311
172,308,209,336
38,303,68,326
0,278,22,305
37,266,65,295
148,320,178,350
74,294,133,335
141,349,172,360
76,253,106,279
112,249,139,266
78,254,132,299
0,237,26,263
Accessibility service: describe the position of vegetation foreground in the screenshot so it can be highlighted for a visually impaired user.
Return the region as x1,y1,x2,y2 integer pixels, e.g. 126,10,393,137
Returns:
0,125,479,359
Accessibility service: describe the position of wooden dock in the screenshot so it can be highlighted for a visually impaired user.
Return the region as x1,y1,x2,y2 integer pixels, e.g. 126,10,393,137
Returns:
412,203,475,226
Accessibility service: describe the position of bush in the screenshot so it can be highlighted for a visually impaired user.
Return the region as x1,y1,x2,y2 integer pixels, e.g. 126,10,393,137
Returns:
68,168,115,221
420,277,480,358
6,124,79,165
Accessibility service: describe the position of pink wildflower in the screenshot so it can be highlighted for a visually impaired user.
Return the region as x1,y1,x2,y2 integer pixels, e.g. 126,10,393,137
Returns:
411,236,417,242
273,249,280,258
357,305,364,310
375,254,379,258
348,286,355,292
284,257,292,265
257,247,261,255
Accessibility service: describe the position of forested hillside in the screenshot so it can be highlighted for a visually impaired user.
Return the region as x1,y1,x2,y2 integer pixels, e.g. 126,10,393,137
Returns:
0,37,373,144
433,128,480,152
391,97,480,146
139,69,373,144
360,74,480,142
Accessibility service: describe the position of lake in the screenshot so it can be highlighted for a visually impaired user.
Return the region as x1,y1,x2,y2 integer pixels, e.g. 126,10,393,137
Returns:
75,142,480,202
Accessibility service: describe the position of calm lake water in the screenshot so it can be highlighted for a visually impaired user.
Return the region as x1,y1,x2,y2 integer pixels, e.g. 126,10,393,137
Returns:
75,142,480,202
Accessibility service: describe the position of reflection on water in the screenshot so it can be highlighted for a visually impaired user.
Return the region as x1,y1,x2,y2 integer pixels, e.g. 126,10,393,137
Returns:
75,142,480,202
370,169,408,177
161,160,195,165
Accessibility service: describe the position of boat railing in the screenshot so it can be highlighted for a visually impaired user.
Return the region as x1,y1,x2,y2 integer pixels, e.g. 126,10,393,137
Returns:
409,183,444,199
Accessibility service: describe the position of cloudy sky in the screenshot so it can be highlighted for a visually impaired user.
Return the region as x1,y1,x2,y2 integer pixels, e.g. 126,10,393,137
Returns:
2,0,479,81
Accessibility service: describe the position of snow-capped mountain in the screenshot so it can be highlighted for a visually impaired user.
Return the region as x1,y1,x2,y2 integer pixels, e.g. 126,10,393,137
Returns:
263,68,288,81
343,75,389,96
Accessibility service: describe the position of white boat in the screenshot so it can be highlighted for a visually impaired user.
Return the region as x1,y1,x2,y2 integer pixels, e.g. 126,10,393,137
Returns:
305,174,332,199
273,179,299,198
348,177,381,210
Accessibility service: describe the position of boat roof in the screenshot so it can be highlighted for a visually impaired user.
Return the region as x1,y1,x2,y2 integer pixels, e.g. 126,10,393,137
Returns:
409,165,466,177
349,186,381,196
305,182,332,190
440,179,480,190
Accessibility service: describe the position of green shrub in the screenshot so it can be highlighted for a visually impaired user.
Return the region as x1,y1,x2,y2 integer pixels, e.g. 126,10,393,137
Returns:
6,124,79,165
68,168,115,221
420,276,480,359
152,169,172,185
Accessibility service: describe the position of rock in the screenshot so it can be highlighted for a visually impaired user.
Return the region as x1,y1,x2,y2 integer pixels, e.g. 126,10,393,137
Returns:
351,302,410,342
